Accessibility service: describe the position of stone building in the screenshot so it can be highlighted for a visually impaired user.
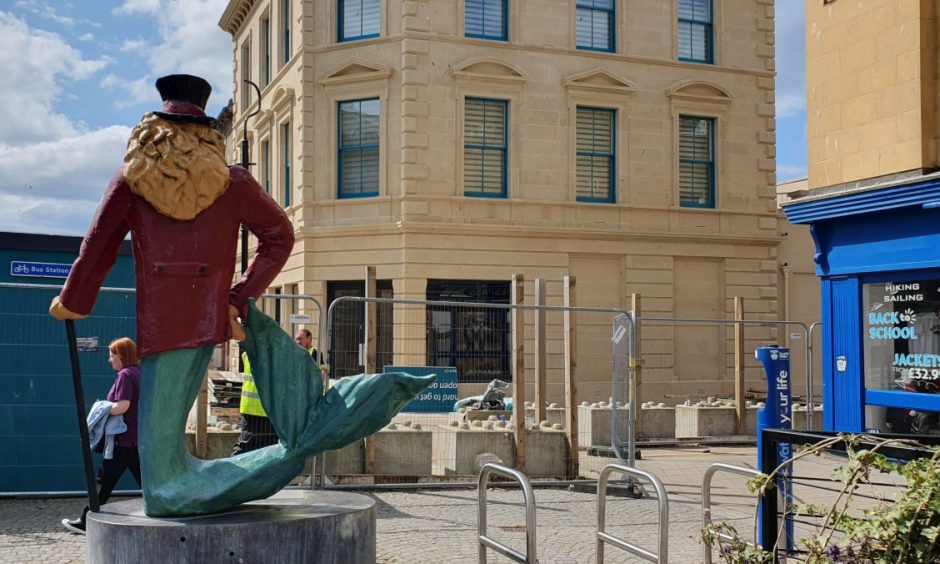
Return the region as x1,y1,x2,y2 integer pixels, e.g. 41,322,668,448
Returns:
217,0,785,404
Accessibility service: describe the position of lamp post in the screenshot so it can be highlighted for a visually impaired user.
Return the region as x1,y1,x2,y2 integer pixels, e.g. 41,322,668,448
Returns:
238,79,262,373
240,79,262,274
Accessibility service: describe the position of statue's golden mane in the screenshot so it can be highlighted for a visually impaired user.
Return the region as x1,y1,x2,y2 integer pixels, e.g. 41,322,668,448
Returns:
123,114,230,220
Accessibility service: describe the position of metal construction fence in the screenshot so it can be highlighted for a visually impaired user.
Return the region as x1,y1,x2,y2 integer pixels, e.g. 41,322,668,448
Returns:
624,315,821,445
320,291,635,483
1,279,823,495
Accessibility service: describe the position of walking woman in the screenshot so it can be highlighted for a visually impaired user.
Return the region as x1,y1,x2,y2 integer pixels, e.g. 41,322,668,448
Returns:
62,337,141,534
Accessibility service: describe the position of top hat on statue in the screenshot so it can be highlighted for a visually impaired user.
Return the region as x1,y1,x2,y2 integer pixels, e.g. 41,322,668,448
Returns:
152,74,216,126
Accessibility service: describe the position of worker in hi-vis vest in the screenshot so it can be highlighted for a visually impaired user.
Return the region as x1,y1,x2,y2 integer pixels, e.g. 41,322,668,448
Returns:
231,350,277,455
232,328,325,455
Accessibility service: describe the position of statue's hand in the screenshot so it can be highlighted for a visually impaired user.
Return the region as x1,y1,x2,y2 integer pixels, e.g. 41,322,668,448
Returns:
49,296,86,320
229,305,246,341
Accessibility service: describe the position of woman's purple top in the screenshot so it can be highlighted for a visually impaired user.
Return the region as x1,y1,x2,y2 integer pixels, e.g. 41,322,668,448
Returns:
107,365,140,447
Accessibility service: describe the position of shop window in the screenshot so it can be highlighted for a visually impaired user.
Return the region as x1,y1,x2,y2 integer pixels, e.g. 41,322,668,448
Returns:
464,97,508,198
678,115,715,208
338,98,380,198
327,280,393,378
678,0,713,64
465,0,507,41
426,280,511,383
576,106,616,203
863,278,940,433
339,0,380,42
576,0,614,52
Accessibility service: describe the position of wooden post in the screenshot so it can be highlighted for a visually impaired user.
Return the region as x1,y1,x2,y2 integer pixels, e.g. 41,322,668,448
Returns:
364,266,377,373
631,293,643,440
563,276,578,479
364,266,377,474
195,372,208,459
511,274,526,472
534,278,547,424
734,296,746,435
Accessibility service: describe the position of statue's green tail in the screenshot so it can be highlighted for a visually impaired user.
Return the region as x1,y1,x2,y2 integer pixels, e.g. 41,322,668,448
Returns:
138,299,435,517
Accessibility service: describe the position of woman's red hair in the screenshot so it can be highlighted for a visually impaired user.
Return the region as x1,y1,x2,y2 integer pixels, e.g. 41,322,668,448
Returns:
109,337,139,367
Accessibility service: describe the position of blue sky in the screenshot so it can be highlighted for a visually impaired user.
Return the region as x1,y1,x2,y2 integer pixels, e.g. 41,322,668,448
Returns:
0,0,806,236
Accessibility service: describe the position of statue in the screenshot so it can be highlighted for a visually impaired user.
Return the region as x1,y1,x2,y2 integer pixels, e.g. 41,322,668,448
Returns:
49,74,434,517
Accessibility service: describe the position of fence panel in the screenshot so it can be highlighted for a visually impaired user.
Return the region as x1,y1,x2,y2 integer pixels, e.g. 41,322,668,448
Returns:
322,293,632,484
0,283,136,493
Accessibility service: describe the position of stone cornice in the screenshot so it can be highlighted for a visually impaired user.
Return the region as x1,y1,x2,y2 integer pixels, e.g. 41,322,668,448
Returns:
219,0,255,35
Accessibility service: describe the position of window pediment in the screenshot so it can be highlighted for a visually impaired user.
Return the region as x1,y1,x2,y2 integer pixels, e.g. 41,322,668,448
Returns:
667,80,733,104
271,87,295,114
451,57,526,84
318,58,393,86
564,69,636,95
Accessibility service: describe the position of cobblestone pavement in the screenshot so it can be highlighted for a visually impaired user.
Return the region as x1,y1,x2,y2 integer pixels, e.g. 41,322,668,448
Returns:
1,446,821,563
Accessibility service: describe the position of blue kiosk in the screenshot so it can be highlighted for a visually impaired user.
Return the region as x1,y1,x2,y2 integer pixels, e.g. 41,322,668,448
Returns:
783,175,940,434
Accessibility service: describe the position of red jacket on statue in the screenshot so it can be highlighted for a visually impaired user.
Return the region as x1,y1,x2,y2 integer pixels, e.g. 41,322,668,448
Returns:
53,87,293,358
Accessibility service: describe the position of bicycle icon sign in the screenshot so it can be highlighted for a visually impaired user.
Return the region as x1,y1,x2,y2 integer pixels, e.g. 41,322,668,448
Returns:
10,261,72,279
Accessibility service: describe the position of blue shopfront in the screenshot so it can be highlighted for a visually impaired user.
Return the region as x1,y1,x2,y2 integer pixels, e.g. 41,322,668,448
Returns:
784,176,940,434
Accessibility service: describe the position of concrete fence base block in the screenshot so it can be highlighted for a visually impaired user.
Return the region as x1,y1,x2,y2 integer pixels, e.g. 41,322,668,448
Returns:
523,429,568,478
792,405,825,431
86,491,375,564
675,405,737,438
433,426,515,476
374,429,432,475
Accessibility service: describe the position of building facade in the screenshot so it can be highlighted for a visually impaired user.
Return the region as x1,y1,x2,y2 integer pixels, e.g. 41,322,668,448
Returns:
218,0,783,404
784,0,940,433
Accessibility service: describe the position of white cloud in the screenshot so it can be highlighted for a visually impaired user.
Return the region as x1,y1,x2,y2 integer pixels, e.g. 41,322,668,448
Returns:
0,126,131,235
119,38,148,53
775,3,806,118
100,74,153,109
113,0,161,16
0,12,111,145
78,32,94,41
113,0,233,113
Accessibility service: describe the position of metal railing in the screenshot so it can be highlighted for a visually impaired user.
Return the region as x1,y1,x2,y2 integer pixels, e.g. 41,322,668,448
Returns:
701,463,762,564
596,464,668,563
478,463,538,564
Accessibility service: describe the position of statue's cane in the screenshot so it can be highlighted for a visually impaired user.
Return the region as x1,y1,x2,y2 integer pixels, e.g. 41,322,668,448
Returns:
64,319,100,512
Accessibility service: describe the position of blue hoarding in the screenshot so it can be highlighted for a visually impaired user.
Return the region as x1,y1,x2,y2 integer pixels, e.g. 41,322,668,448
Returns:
383,366,457,412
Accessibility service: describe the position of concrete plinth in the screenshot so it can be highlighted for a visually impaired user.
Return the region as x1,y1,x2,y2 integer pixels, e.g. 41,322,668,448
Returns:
324,439,365,474
433,426,515,476
639,406,676,440
374,429,432,475
792,405,824,431
86,490,375,564
578,404,613,447
675,405,737,438
524,428,568,478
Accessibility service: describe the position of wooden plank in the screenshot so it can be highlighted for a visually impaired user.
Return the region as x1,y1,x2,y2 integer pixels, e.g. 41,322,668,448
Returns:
365,266,377,474
534,278,547,424
734,296,746,435
563,276,578,479
512,274,526,473
632,293,643,440
195,372,208,459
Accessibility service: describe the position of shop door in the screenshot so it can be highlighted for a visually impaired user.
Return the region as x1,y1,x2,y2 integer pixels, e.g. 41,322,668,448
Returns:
829,277,863,431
